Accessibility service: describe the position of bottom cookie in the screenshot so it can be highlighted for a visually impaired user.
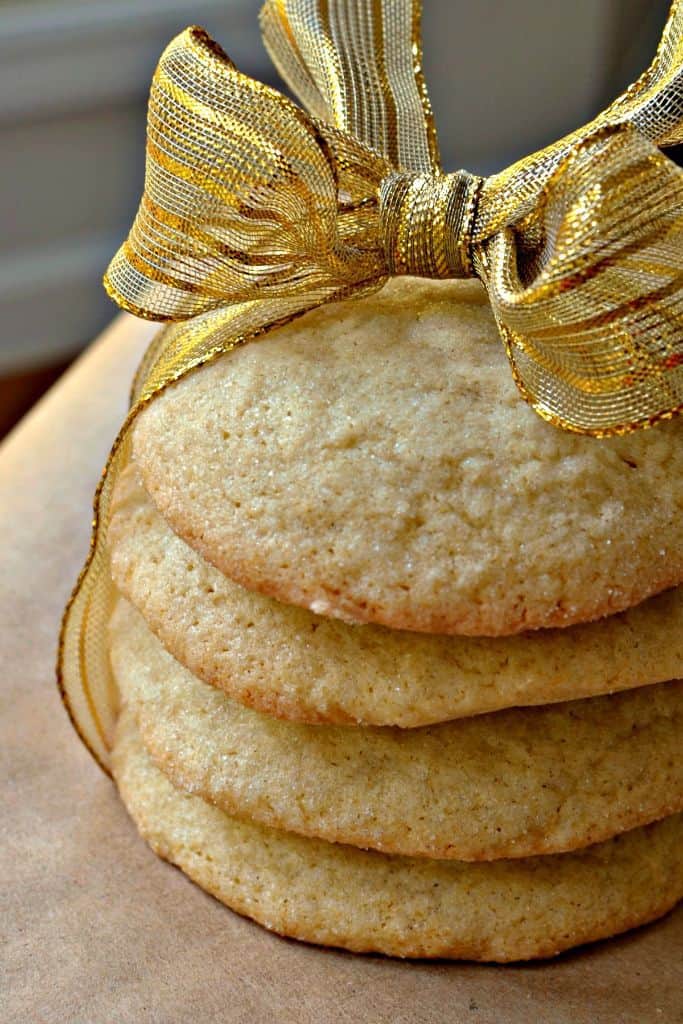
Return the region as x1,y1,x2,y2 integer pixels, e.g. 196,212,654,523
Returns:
113,710,683,962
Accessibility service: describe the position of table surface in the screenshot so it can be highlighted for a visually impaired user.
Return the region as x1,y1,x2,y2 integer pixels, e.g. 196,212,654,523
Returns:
1,315,681,1024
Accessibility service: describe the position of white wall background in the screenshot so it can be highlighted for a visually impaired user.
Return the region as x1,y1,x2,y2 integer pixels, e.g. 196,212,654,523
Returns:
0,0,672,374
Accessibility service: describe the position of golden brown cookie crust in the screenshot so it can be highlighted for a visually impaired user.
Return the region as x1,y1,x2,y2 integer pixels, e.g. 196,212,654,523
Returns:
113,709,683,963
109,464,683,726
132,278,683,636
111,598,683,862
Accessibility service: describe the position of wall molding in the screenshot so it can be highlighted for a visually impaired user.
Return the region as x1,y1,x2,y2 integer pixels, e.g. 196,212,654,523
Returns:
0,1,267,124
0,234,120,373
0,1,266,372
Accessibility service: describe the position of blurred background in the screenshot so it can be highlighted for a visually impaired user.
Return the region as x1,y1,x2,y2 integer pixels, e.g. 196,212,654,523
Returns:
0,0,677,437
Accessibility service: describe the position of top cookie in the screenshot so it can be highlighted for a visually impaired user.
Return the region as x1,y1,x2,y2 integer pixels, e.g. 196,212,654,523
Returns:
133,278,683,635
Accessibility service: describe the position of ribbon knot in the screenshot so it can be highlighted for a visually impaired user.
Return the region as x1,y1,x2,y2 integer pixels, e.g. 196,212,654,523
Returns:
379,170,482,279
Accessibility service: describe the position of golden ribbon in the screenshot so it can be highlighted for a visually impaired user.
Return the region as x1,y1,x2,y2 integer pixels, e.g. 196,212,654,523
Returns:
106,0,683,435
59,0,683,771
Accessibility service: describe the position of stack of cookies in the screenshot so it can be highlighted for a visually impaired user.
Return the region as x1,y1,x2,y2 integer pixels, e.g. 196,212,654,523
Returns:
108,279,683,962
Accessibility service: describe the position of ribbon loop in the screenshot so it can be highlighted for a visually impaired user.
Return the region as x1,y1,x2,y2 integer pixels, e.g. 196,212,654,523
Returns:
260,0,440,173
379,171,482,279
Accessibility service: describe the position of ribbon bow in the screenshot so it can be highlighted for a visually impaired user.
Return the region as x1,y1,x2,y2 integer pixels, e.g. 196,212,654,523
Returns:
105,0,683,435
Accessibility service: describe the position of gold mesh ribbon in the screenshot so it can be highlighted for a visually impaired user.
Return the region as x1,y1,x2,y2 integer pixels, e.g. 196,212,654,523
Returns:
59,0,683,771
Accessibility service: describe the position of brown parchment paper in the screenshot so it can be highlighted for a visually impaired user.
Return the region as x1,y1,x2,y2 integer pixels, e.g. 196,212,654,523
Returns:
1,315,681,1024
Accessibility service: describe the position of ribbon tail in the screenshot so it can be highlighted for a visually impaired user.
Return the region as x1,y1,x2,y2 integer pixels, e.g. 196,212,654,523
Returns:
57,295,336,772
260,0,440,173
478,123,683,436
